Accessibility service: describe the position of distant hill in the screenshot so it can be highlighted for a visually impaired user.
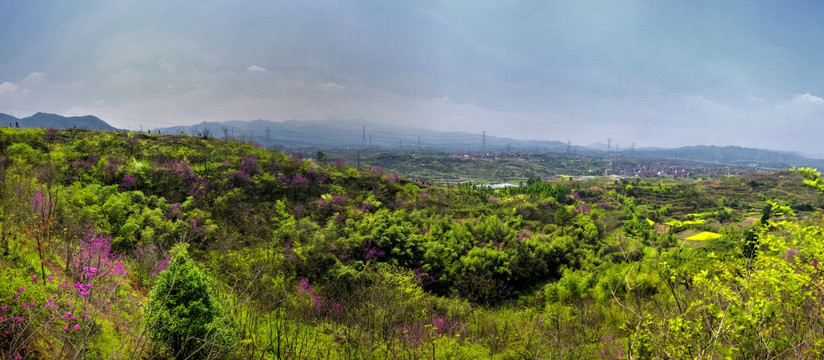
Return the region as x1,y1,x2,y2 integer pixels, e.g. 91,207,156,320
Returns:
0,112,117,131
7,112,821,170
0,113,17,127
635,145,824,170
158,118,578,153
158,118,824,169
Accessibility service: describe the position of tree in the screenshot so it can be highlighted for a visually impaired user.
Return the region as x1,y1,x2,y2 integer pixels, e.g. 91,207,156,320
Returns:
143,244,235,359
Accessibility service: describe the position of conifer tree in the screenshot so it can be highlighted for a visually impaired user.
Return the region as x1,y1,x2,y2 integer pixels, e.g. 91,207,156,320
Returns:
143,244,235,359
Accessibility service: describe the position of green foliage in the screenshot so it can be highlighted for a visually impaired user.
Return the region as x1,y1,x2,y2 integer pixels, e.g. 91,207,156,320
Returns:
143,244,235,359
4,128,824,358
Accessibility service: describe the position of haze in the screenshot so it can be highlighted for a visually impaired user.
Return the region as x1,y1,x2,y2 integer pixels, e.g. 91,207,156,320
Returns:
2,1,824,157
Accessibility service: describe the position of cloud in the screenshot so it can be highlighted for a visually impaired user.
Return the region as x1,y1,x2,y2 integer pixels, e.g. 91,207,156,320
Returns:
23,72,46,82
322,82,345,91
795,92,824,104
0,82,18,94
246,65,268,72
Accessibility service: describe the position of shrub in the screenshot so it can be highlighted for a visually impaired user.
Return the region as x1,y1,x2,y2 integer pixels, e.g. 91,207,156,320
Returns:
142,244,235,359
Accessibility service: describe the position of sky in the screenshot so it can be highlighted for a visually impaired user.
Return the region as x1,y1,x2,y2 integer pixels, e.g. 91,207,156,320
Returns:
3,1,824,156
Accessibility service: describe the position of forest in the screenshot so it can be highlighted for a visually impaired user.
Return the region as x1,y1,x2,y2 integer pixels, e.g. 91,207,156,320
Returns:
2,128,824,359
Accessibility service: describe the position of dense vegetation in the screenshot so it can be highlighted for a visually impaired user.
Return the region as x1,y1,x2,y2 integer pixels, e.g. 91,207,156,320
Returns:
2,128,824,359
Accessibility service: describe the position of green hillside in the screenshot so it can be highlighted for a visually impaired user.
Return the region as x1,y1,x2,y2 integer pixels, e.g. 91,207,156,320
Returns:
2,128,824,359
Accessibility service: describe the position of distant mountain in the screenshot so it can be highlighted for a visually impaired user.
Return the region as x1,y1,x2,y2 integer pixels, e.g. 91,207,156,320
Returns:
0,113,17,127
158,118,582,153
159,118,824,169
0,112,117,131
635,145,824,170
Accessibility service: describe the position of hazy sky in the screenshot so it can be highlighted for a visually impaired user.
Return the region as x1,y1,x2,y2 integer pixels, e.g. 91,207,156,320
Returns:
3,1,824,155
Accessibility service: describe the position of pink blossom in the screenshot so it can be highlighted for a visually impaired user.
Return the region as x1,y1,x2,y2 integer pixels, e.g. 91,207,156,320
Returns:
73,324,81,330
31,274,37,282
297,278,313,294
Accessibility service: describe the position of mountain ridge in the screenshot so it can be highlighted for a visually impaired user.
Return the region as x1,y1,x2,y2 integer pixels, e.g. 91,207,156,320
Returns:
0,112,116,131
4,112,823,169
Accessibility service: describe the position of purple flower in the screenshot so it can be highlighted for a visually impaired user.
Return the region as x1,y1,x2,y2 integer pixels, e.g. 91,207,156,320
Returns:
291,174,310,186
152,256,170,275
293,205,306,217
120,174,135,189
30,188,51,216
297,278,313,294
31,274,37,282
362,238,385,260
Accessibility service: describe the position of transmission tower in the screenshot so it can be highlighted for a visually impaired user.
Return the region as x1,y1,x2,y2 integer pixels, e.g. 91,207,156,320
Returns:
482,131,487,152
566,140,571,154
265,127,271,148
607,138,611,153
362,126,366,147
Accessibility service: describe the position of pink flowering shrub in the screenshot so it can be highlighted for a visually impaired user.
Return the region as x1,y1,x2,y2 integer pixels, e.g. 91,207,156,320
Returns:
294,278,342,319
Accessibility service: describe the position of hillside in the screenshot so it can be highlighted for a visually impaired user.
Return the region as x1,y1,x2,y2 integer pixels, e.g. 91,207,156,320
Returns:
2,128,824,358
